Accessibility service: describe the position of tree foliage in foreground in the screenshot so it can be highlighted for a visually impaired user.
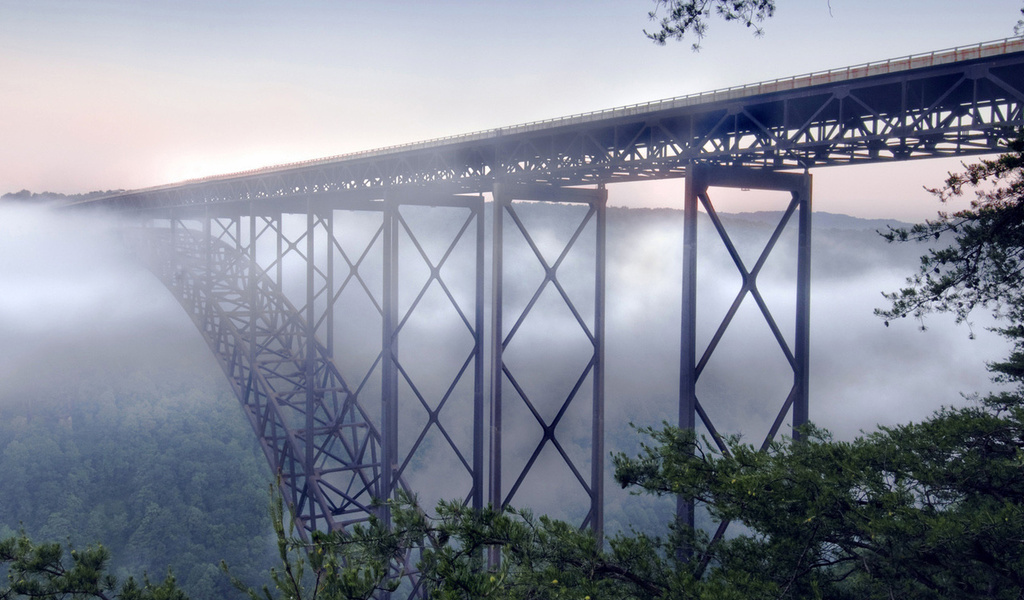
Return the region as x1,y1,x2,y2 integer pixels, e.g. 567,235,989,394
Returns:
618,410,1024,599
645,1,1024,49
235,388,1024,600
879,137,1024,327
228,491,683,600
0,533,187,600
646,0,776,48
878,136,1024,384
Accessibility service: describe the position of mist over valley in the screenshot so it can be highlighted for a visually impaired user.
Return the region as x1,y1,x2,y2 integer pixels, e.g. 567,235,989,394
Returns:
0,194,1009,594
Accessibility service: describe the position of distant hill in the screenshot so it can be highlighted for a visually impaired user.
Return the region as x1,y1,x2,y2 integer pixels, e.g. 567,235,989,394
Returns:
3,187,915,234
725,210,912,231
1,189,124,205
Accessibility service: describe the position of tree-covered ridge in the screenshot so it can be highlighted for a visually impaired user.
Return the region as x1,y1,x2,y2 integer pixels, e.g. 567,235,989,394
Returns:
0,365,277,598
1,189,125,205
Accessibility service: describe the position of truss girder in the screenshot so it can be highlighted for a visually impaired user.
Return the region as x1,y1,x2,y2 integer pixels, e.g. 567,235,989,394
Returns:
86,45,1024,214
130,193,487,549
128,219,385,537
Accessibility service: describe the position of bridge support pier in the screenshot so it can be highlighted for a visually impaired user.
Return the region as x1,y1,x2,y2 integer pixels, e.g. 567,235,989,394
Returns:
490,182,607,538
678,165,812,542
379,190,487,528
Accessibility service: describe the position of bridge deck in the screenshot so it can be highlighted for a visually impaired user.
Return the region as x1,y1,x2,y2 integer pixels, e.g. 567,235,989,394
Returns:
82,37,1024,214
249,36,1024,173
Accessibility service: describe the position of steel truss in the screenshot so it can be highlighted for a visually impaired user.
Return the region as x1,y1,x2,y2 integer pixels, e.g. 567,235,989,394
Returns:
498,55,1024,181
86,40,1024,214
490,183,606,537
131,214,383,536
122,166,819,592
380,190,486,519
129,193,486,545
679,164,811,559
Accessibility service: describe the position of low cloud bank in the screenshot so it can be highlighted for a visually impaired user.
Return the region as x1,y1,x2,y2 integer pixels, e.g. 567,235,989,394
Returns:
0,201,1010,531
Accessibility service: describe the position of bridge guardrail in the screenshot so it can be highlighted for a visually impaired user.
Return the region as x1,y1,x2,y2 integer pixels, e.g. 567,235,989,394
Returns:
100,36,1024,196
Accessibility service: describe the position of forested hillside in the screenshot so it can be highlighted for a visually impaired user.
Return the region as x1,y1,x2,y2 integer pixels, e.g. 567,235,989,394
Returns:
0,291,278,597
0,362,277,597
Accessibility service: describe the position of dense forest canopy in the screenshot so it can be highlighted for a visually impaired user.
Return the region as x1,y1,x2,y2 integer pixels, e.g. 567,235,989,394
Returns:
0,336,278,597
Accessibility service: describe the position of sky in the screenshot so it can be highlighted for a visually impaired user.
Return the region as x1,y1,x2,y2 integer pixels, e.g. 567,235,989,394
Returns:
2,0,1024,221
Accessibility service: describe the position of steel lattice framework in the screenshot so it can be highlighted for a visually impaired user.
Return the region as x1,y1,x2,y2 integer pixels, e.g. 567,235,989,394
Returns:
131,193,489,545
129,218,387,534
84,39,1024,215
82,38,1024,566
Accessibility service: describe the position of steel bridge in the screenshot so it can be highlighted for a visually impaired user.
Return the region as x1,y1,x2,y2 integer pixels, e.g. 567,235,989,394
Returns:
78,38,1024,554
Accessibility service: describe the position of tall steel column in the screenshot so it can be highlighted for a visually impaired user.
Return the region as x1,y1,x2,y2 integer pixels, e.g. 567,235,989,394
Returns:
793,176,812,436
381,196,399,526
592,184,606,539
489,185,505,521
304,201,322,529
678,167,699,538
489,182,607,537
679,164,812,545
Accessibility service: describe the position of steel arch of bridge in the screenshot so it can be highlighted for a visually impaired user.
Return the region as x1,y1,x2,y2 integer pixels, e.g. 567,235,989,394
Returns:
132,193,491,539
131,184,611,540
90,39,1024,574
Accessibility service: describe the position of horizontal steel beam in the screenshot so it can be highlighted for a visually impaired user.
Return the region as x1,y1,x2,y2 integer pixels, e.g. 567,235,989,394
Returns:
78,39,1024,216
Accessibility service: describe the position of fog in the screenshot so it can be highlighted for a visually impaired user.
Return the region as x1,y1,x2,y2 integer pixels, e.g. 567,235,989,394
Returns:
0,203,222,397
0,194,1011,534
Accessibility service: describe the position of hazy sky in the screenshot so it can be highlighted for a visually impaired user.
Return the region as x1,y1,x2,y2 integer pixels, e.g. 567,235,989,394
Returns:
2,0,1023,220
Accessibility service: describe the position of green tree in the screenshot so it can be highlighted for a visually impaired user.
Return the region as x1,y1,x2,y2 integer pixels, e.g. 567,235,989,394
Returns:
228,491,679,600
646,2,1024,49
646,0,776,48
0,533,188,600
222,489,396,600
879,138,1024,326
615,412,1024,599
878,137,1024,379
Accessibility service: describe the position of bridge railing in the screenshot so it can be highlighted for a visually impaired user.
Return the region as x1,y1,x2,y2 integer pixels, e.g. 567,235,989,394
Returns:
93,36,1024,199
